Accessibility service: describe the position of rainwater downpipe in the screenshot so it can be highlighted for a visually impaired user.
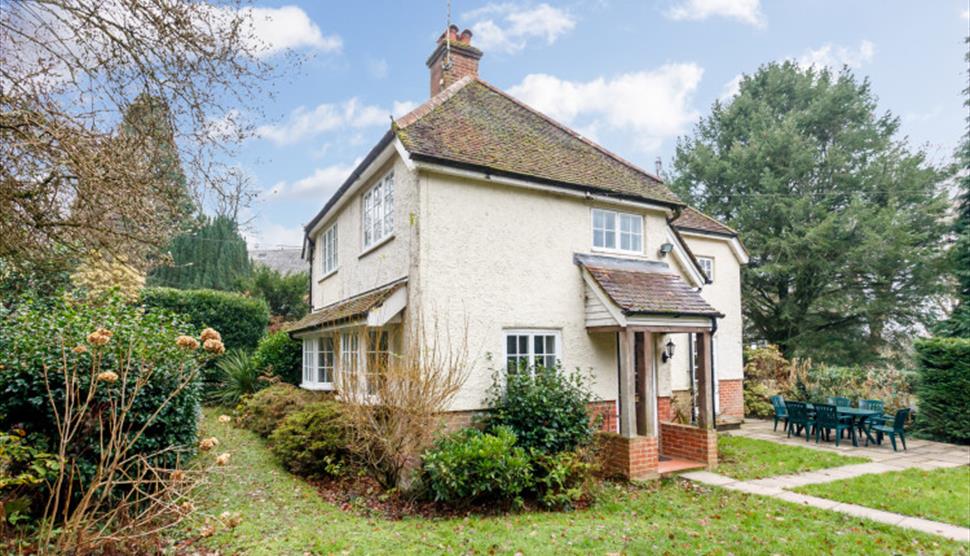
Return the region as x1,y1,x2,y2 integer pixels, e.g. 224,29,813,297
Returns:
709,316,719,430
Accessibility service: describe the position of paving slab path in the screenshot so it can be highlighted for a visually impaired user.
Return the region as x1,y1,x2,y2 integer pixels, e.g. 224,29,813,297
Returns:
681,420,970,543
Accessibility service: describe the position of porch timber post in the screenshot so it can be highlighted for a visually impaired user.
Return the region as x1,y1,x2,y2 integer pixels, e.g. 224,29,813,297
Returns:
696,331,715,429
640,332,657,437
619,328,637,437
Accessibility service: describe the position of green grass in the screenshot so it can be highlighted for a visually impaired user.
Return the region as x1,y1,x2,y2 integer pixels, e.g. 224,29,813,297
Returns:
795,466,970,528
715,435,869,481
171,410,969,555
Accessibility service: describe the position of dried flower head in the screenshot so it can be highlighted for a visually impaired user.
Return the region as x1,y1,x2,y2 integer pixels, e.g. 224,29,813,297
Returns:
219,511,243,528
200,328,222,342
198,437,218,451
87,328,113,346
176,335,200,350
218,414,232,424
199,523,216,538
215,452,231,466
96,371,119,383
72,345,88,354
203,338,225,355
171,469,186,482
180,501,195,514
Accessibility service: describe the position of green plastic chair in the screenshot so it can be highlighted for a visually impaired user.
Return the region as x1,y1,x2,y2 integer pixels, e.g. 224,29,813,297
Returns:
858,399,887,433
828,396,851,408
770,395,788,432
868,408,911,451
785,401,815,442
814,403,855,446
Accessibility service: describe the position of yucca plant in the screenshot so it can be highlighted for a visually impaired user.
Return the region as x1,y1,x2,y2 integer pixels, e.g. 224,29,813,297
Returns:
211,349,265,406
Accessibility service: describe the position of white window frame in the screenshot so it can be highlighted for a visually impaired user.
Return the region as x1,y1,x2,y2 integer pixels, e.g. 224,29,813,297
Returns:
697,256,714,283
302,336,335,391
591,208,643,255
340,331,360,375
503,329,562,373
362,171,394,250
321,223,338,277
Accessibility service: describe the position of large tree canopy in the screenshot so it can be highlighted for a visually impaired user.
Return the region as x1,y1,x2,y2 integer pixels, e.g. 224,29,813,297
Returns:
671,61,951,365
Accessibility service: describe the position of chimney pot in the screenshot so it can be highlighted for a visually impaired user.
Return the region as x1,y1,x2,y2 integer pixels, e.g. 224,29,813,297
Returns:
459,29,473,44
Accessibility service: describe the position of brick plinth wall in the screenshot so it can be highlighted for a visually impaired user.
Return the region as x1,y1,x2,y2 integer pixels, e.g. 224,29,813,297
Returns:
438,410,485,433
597,433,658,480
718,379,744,420
657,396,672,421
659,421,717,468
588,400,618,433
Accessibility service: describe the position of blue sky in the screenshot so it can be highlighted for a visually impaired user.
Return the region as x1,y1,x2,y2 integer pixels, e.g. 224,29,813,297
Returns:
236,0,970,247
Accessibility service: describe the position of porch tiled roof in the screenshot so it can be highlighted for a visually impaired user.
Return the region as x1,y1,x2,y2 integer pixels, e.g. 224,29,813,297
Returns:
575,254,721,317
395,77,683,207
671,207,737,237
286,278,406,334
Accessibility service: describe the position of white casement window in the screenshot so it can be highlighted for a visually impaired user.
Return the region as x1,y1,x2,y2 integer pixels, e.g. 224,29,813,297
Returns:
504,330,561,372
362,171,394,249
302,337,335,390
321,224,338,276
592,208,642,254
340,332,360,374
365,331,389,395
697,256,714,282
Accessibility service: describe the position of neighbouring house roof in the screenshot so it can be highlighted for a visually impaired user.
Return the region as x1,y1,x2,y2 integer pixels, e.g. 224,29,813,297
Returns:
394,77,684,207
671,207,738,237
249,248,307,275
575,254,722,317
286,278,407,334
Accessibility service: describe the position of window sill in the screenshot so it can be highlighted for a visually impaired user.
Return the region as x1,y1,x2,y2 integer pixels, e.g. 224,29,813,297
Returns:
317,268,338,283
301,382,335,392
591,246,647,258
359,234,395,259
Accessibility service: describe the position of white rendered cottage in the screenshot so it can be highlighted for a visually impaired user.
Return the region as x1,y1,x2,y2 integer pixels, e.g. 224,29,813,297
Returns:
287,26,749,479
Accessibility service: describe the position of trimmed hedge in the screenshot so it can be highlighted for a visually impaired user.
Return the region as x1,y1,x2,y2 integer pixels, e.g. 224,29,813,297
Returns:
913,337,970,444
252,331,302,385
237,383,326,437
141,287,269,352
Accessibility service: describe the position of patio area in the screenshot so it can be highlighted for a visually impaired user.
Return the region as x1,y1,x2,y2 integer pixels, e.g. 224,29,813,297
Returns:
730,418,970,470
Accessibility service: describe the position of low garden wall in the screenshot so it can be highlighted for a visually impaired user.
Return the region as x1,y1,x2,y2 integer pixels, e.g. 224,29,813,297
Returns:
659,421,717,468
597,433,658,480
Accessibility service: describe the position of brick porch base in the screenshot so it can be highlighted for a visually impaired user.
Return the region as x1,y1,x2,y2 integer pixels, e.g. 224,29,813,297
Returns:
659,421,717,468
597,433,659,480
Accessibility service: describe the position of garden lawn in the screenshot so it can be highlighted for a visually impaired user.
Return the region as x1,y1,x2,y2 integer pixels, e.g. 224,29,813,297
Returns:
175,410,967,555
716,434,869,480
795,466,970,528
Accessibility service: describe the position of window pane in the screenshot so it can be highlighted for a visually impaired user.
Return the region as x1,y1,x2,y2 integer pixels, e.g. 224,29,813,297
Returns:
593,229,604,247
603,211,615,233
518,336,528,354
507,335,517,355
604,230,615,249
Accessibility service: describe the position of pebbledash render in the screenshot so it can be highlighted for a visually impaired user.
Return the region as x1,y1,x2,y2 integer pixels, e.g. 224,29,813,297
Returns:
287,26,749,480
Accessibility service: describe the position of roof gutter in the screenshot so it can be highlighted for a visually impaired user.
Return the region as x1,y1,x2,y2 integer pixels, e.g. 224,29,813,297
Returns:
410,155,685,214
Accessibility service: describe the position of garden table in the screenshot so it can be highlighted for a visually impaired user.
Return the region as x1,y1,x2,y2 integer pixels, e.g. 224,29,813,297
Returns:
806,405,881,447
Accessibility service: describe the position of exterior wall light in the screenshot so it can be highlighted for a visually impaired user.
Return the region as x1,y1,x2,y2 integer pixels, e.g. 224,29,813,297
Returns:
662,338,675,362
659,242,674,258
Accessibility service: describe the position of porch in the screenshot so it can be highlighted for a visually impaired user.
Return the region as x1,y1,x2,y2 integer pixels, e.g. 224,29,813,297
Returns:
577,253,723,480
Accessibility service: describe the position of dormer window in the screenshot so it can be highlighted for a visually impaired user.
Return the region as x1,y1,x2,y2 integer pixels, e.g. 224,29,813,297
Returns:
362,171,394,249
592,208,642,254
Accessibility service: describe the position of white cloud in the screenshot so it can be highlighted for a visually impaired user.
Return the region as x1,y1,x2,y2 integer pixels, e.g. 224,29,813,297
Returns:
244,222,304,249
507,63,704,151
240,6,342,57
962,8,969,20
257,98,416,145
796,40,875,71
719,74,743,102
464,3,576,54
666,0,765,27
265,159,362,200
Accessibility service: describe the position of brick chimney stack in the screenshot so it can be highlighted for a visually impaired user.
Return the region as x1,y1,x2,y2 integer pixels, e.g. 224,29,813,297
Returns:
426,25,482,97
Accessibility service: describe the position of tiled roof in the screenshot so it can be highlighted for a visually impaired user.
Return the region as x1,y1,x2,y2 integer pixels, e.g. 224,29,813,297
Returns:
575,254,721,316
671,207,737,236
395,78,683,207
249,248,307,275
286,278,406,334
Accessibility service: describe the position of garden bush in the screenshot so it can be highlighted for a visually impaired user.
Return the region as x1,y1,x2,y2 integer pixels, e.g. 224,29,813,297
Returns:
211,349,268,406
422,427,532,507
236,383,325,437
483,366,595,454
141,287,269,351
790,365,915,410
913,337,970,444
0,293,204,471
269,401,350,478
530,448,596,509
251,330,302,385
